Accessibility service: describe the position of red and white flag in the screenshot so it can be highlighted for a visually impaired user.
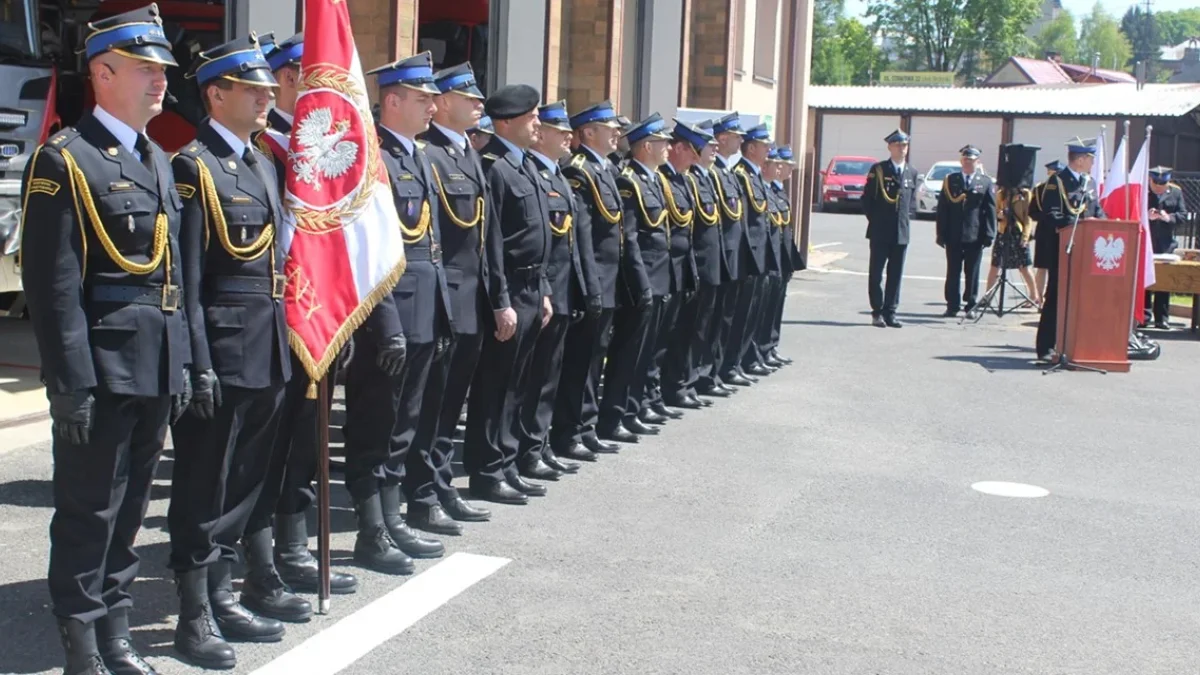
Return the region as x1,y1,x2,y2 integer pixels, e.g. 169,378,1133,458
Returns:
1100,137,1154,321
280,0,406,390
1090,127,1106,196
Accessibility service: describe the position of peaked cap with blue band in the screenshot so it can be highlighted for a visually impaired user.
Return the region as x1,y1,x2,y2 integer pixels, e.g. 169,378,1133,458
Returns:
766,145,781,161
569,100,621,130
623,112,671,144
469,115,495,136
84,3,177,66
1065,136,1097,154
434,62,484,99
1149,166,1173,183
366,52,440,94
190,33,277,88
777,145,796,164
742,123,771,144
538,101,572,132
712,111,744,135
959,145,981,158
670,118,714,153
884,129,909,144
263,32,303,71
1045,159,1065,172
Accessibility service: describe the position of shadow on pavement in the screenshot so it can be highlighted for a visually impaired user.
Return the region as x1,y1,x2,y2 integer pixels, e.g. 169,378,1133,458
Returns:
934,354,1040,372
0,478,53,509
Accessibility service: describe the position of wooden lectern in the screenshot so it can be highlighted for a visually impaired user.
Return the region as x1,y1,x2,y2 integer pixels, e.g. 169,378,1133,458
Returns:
1055,218,1141,373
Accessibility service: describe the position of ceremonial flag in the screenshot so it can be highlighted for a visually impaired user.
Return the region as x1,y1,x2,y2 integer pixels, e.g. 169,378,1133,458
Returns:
1100,137,1154,321
280,0,406,391
1090,127,1106,196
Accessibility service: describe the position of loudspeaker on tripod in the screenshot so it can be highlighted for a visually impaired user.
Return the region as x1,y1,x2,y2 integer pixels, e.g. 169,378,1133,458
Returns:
996,143,1041,190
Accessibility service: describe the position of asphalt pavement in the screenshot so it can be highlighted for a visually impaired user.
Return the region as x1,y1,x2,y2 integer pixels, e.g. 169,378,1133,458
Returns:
1,210,1198,674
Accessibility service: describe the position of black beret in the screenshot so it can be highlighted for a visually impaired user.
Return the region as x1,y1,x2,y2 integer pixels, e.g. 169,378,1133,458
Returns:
484,84,541,121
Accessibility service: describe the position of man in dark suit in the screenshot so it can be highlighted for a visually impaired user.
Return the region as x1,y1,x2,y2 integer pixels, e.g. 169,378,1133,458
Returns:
339,53,452,576
689,123,735,397
168,34,306,668
710,112,754,387
409,61,496,528
1030,137,1106,361
550,101,637,457
466,84,554,502
601,114,671,441
517,101,602,477
936,144,997,317
733,124,778,372
766,145,801,366
660,119,713,410
1144,166,1185,329
862,129,919,327
19,6,191,672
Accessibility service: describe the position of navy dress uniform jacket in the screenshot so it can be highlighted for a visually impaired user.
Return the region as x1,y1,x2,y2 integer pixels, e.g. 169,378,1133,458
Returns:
771,183,804,275
688,165,726,286
1030,169,1106,269
862,160,918,246
563,148,647,308
21,113,190,397
660,165,700,293
1149,184,1184,254
171,122,291,389
533,161,596,315
377,128,454,344
711,156,746,282
479,136,552,308
734,159,774,275
618,161,672,297
418,125,489,335
935,171,997,246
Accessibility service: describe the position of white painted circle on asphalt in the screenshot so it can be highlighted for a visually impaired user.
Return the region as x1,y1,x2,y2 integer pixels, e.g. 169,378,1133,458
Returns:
971,481,1050,498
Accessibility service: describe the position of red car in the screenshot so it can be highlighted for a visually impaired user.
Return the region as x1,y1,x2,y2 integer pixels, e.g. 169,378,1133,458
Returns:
818,155,876,212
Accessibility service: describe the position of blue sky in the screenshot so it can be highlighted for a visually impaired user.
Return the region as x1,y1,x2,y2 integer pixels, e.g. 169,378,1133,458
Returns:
845,0,1196,20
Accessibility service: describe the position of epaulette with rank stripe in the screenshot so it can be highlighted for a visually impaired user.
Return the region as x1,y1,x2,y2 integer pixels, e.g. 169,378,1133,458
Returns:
173,141,207,160
570,153,587,169
45,127,81,149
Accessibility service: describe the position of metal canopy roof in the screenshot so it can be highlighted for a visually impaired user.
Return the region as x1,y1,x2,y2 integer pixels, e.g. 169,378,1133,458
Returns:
808,83,1200,117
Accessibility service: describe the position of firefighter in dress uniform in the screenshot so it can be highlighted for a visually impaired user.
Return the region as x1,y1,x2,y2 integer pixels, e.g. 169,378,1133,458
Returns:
733,124,779,375
549,100,635,459
410,61,496,525
20,5,192,673
935,145,997,317
862,129,918,328
710,112,754,387
1144,166,1184,329
765,145,800,366
1030,137,1106,361
247,31,362,599
515,101,602,477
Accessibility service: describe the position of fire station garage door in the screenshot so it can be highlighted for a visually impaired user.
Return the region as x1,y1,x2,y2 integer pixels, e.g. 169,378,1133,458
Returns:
819,114,900,168
908,116,1003,178
1012,117,1116,170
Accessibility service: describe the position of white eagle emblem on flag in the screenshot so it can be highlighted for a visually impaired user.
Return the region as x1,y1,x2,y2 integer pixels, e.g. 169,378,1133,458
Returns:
292,107,358,190
1093,234,1125,271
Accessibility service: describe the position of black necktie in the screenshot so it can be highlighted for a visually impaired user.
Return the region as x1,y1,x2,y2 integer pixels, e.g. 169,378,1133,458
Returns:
242,147,271,188
134,134,155,173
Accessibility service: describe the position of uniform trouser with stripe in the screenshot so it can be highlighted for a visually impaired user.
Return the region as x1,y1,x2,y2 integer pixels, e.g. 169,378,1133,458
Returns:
407,331,480,508
550,308,614,450
641,294,680,411
599,303,652,428
691,283,725,391
517,313,571,461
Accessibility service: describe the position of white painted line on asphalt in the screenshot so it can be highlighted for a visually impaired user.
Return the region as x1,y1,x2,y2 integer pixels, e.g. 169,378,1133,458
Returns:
971,481,1050,498
815,268,949,282
249,552,510,675
811,241,843,249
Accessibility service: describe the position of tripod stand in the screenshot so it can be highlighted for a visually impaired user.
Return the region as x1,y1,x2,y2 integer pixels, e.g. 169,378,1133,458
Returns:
962,201,1036,323
1045,197,1106,375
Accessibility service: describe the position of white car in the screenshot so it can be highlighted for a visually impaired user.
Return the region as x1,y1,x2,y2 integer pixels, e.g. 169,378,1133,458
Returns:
914,161,962,217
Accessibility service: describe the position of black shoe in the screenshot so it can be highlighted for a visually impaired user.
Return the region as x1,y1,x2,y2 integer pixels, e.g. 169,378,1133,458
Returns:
763,354,784,368
208,562,286,643
380,484,445,558
97,610,157,675
884,316,903,328
872,315,886,328
664,396,701,410
1154,319,1173,330
440,495,492,521
638,408,668,425
60,618,116,675
582,434,620,453
274,513,359,595
558,442,599,462
624,417,659,435
746,364,772,376
506,473,548,496
717,382,738,394
542,447,580,473
468,479,529,505
519,456,564,481
697,386,731,398
407,503,465,536
735,367,760,383
597,423,638,444
722,373,751,387
685,394,711,408
651,401,685,418
173,569,236,670
943,308,959,317
772,351,793,365
239,529,313,623
352,493,416,574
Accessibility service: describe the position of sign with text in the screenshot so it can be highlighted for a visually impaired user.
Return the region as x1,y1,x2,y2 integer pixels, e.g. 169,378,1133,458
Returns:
879,71,955,87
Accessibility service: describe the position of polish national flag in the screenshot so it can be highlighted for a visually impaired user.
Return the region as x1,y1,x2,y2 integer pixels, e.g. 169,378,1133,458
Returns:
1099,137,1154,322
1090,128,1106,196
280,0,407,390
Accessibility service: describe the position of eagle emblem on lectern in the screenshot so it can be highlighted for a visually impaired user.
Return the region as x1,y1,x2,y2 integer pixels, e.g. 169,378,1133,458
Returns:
1093,234,1125,272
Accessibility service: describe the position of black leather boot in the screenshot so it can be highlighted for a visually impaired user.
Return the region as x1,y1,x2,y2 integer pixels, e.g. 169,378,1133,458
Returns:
353,491,415,574
173,568,236,670
97,609,158,675
274,513,358,595
58,618,112,675
207,562,285,643
240,528,313,623
379,484,445,558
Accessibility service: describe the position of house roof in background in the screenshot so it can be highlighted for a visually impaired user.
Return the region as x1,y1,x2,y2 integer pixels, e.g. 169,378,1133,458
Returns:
1009,56,1072,84
1058,62,1137,83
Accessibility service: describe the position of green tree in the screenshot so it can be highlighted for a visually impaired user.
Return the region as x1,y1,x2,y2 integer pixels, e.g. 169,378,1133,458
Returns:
1079,2,1133,71
1035,10,1078,63
865,0,1041,78
1120,6,1158,72
1156,9,1200,46
810,0,845,85
811,16,887,85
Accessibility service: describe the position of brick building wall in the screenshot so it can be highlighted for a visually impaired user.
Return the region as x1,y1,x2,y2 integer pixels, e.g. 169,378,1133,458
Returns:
346,0,419,103
555,0,620,114
687,0,732,110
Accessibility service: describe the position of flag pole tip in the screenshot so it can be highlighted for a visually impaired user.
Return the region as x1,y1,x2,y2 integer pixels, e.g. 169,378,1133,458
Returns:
319,599,331,614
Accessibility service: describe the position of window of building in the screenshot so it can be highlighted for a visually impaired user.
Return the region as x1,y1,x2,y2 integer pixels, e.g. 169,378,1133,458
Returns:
733,0,746,78
753,0,777,83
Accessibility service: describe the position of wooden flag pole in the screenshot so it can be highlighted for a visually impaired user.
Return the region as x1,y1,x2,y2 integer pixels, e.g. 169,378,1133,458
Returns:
316,375,332,614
